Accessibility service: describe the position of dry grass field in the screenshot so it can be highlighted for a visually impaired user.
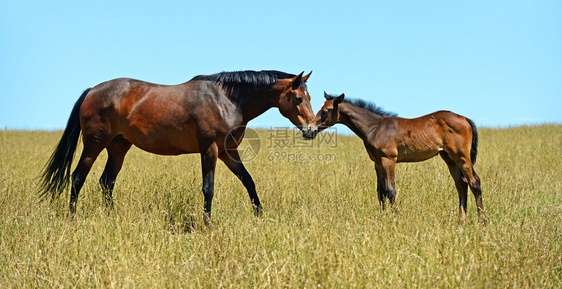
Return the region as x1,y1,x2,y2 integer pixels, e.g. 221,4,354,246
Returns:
0,125,561,288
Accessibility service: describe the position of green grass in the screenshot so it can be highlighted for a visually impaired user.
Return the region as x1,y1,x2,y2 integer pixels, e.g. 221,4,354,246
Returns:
1,125,561,288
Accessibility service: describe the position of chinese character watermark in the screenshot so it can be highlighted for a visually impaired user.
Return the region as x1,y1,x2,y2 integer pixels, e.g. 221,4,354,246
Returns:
224,126,338,163
266,127,337,149
224,126,261,163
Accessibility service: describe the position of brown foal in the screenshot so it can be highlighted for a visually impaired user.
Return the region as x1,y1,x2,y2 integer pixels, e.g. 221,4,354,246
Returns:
307,93,484,222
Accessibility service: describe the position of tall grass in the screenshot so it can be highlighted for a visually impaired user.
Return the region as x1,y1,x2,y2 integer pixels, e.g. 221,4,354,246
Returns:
0,125,561,287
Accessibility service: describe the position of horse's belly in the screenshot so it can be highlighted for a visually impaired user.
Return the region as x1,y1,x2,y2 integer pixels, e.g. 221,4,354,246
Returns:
122,127,200,155
134,140,199,155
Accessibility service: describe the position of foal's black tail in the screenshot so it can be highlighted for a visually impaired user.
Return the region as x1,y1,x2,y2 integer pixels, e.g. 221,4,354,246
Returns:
39,88,91,202
465,117,478,165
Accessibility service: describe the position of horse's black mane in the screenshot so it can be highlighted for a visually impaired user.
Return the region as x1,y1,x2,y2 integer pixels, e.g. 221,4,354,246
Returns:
192,70,295,88
191,70,296,103
326,94,398,117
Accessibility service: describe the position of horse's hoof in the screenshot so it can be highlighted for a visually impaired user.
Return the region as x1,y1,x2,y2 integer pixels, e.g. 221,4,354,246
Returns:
253,205,263,218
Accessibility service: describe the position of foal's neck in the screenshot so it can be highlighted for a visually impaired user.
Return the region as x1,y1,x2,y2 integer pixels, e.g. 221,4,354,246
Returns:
338,102,384,140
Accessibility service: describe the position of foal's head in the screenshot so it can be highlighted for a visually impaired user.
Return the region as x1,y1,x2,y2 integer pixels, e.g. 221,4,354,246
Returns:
304,92,345,140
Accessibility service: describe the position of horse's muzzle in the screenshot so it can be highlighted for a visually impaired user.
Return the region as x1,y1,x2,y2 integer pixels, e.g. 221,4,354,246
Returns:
302,128,317,140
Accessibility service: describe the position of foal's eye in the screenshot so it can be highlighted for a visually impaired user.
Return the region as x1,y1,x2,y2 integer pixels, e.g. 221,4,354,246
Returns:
321,109,329,121
294,96,303,104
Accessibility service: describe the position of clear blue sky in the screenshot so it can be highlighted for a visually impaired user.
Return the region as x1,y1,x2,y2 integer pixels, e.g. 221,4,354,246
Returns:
1,1,561,130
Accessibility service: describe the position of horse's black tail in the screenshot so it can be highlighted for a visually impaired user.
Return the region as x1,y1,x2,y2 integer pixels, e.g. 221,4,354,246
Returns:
39,88,90,202
465,117,478,165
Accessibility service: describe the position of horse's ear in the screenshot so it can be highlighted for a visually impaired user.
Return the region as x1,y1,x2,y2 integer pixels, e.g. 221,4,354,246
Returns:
324,91,330,100
302,71,312,82
334,93,345,104
292,71,304,90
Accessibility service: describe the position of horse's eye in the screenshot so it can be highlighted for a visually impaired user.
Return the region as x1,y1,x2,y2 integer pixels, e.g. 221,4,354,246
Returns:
294,96,303,104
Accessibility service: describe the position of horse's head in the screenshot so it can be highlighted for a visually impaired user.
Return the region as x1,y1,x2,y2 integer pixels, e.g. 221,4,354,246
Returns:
275,71,315,135
305,92,345,140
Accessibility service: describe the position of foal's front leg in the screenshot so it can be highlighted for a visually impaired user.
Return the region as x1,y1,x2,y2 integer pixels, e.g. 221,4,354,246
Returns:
381,157,398,208
374,164,386,211
375,157,398,212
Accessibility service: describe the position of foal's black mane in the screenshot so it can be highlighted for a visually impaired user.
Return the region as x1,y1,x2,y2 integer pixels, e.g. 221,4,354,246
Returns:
326,94,398,117
346,98,398,117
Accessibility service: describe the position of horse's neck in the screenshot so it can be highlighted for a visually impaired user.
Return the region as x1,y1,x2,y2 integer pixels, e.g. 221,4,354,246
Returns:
338,102,382,140
235,90,277,124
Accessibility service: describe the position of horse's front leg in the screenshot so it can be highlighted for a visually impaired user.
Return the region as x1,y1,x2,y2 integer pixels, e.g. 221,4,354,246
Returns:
219,149,263,217
200,142,218,225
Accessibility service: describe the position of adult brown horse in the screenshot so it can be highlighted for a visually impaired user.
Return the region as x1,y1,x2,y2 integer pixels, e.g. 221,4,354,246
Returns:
306,93,484,222
39,70,315,220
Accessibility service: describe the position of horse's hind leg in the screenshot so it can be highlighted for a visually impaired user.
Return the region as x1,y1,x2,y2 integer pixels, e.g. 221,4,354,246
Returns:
99,135,132,210
70,140,105,215
440,152,468,222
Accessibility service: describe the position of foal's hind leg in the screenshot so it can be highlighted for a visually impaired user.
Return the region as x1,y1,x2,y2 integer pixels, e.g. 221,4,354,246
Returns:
455,158,484,222
465,167,484,223
99,135,132,210
440,152,469,222
442,151,485,223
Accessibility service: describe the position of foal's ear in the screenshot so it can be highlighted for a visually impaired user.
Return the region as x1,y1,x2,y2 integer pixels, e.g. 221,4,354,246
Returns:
334,93,345,104
292,71,305,90
324,91,330,100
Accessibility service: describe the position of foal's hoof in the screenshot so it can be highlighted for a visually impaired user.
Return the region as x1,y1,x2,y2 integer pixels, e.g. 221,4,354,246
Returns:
203,212,212,227
66,211,76,221
479,216,487,227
